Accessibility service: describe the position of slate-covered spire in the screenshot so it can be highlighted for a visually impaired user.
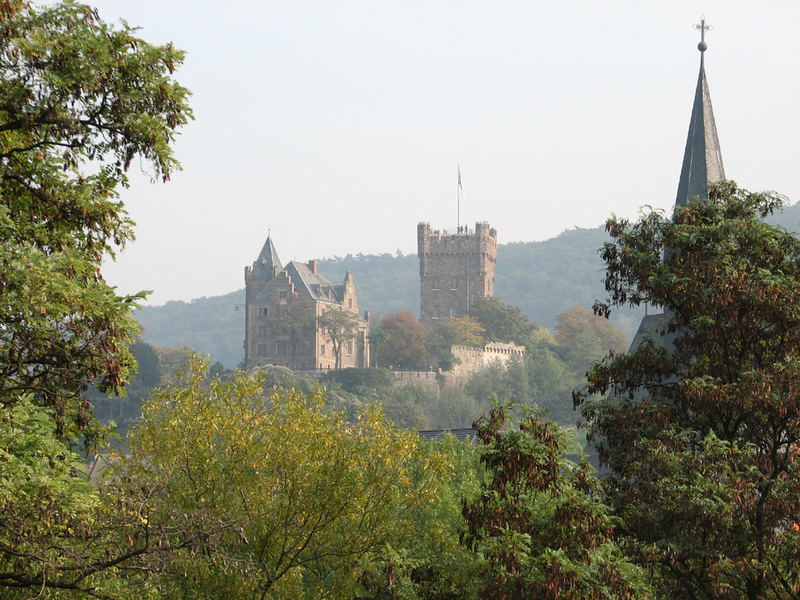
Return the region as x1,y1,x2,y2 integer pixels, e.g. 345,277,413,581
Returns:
674,21,724,211
250,234,282,280
629,20,726,352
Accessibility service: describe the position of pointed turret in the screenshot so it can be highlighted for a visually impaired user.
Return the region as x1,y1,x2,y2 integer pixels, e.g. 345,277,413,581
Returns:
630,20,725,352
250,235,282,280
674,24,724,212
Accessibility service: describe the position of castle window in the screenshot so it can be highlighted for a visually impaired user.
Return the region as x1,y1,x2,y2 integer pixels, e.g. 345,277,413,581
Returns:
259,307,269,317
432,278,439,290
348,298,353,309
257,344,267,356
321,344,326,356
347,340,354,354
433,307,439,320
279,290,287,299
276,342,287,355
451,277,458,290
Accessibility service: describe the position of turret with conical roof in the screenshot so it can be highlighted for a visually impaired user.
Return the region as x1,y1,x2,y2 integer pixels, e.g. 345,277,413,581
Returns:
248,234,282,281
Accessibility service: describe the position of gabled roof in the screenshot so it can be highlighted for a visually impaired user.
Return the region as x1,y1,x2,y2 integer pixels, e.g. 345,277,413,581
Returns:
674,51,725,212
253,261,343,305
284,261,343,304
417,428,478,443
250,235,282,279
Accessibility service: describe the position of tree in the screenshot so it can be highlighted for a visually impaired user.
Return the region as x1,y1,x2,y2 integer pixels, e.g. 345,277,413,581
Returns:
124,355,447,598
367,327,390,367
91,338,161,432
277,295,316,362
318,307,359,369
462,402,647,599
374,311,427,369
555,306,628,372
471,296,539,347
0,1,190,594
154,344,196,384
426,316,485,371
0,0,191,438
576,182,800,599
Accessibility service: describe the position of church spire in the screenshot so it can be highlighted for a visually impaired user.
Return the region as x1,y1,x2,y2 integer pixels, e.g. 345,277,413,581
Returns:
250,233,282,280
674,18,725,211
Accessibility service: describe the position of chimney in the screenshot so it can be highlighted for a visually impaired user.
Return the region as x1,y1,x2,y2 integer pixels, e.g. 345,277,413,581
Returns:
308,259,317,274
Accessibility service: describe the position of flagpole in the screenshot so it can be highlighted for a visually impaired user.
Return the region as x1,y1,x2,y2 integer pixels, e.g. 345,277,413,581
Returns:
457,165,461,231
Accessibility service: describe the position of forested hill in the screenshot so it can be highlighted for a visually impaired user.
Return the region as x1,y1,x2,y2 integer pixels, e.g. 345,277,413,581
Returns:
136,201,800,368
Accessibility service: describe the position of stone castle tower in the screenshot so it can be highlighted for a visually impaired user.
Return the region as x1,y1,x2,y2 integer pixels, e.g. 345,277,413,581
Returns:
417,221,497,326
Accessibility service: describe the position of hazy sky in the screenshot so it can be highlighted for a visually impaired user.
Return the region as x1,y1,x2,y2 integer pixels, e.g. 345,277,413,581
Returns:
93,1,800,306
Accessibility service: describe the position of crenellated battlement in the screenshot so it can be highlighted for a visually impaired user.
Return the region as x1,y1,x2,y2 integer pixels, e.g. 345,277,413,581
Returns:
417,221,497,325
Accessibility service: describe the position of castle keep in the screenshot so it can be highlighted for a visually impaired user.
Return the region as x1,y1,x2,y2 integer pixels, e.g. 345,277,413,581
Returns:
417,221,497,326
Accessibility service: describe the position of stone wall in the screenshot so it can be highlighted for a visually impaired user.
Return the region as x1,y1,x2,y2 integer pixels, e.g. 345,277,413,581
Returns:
391,342,525,390
449,342,525,381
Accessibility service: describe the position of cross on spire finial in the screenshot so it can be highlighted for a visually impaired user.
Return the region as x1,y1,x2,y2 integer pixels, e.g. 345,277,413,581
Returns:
695,17,710,52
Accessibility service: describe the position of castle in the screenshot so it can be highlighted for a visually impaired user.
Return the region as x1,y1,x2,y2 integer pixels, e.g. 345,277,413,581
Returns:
244,235,369,370
417,221,498,326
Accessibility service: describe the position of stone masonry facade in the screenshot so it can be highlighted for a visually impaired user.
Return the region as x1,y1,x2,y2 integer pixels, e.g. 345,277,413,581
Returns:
417,221,497,326
244,236,369,370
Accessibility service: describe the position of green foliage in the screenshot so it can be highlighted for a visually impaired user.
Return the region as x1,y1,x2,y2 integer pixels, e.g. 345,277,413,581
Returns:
358,433,485,599
123,356,448,599
0,1,190,593
471,296,539,347
0,0,190,438
375,311,428,369
91,339,163,438
555,305,629,373
0,397,97,592
426,316,485,371
462,402,648,600
276,295,316,361
578,181,800,599
320,367,393,394
153,344,196,384
318,307,359,369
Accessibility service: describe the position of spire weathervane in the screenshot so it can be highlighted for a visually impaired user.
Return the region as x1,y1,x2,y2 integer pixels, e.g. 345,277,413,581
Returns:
695,17,710,52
